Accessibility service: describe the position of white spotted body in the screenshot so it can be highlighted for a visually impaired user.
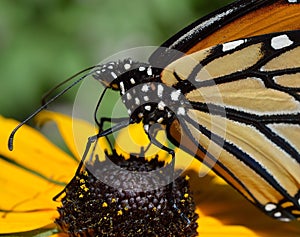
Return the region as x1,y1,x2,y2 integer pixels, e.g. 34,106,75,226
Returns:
93,59,188,132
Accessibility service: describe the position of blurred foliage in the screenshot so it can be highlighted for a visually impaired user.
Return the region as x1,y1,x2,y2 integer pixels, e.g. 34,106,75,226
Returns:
0,0,232,120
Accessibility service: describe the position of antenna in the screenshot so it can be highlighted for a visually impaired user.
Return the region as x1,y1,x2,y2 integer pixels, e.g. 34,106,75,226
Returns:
41,66,96,105
8,66,98,151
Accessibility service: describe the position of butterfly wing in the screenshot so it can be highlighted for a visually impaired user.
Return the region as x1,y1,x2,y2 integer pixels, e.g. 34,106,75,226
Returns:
162,30,300,221
150,0,300,67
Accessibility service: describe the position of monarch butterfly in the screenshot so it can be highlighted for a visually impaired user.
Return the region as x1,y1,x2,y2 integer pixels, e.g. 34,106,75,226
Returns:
9,0,300,222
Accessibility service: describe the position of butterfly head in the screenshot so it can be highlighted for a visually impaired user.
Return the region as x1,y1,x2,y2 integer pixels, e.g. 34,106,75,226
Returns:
93,59,179,126
93,58,158,93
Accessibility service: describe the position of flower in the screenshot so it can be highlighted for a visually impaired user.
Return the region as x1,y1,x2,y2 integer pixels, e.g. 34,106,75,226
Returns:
0,111,300,236
56,151,199,236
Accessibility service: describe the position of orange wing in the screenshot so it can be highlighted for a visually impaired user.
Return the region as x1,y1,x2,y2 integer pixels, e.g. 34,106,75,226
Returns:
150,0,300,66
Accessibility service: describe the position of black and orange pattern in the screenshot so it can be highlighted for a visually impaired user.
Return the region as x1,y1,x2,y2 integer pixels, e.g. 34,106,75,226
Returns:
91,0,300,221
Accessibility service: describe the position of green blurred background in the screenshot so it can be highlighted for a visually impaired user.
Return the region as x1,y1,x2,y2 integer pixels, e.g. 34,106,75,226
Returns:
0,0,232,120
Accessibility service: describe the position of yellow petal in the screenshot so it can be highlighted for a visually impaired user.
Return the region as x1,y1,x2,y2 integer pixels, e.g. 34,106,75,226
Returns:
35,110,111,161
115,122,169,161
0,116,77,184
197,216,259,237
0,210,57,234
0,159,61,212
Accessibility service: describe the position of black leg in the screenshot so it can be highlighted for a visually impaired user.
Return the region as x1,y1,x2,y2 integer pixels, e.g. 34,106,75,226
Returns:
96,117,130,151
145,124,191,226
53,119,130,201
53,133,99,201
92,83,128,130
96,119,130,138
98,117,129,130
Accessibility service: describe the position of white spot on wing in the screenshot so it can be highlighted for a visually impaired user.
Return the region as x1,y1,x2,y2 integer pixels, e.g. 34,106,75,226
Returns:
274,212,282,218
260,66,266,71
265,203,276,211
222,39,245,52
279,217,291,222
271,35,293,50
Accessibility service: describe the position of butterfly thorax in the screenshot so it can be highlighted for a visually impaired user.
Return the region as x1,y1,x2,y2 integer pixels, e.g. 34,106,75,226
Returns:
93,59,187,129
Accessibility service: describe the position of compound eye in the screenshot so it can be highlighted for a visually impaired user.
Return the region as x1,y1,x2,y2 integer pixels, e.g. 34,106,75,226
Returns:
93,62,120,88
93,59,137,90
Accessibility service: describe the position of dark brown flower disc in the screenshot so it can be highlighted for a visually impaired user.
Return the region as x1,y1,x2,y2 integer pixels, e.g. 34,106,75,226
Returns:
55,150,198,237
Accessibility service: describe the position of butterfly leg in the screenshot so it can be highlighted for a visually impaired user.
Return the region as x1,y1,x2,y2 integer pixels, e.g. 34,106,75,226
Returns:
98,117,129,131
53,133,99,201
53,119,130,201
96,117,130,150
145,123,191,226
